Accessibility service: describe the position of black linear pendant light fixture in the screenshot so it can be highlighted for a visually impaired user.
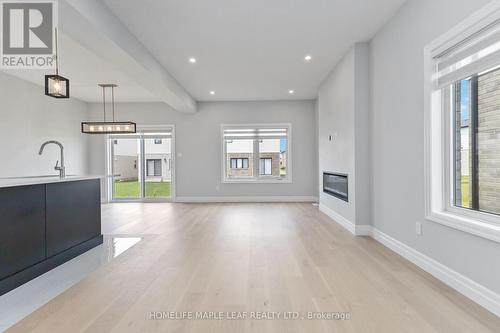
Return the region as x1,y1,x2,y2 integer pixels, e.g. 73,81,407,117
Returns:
81,84,136,134
45,28,70,98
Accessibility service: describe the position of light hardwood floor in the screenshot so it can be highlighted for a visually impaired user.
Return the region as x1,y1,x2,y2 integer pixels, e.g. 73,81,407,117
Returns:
9,203,500,332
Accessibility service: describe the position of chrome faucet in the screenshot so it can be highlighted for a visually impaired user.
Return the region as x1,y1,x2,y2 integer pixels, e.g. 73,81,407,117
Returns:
39,140,66,178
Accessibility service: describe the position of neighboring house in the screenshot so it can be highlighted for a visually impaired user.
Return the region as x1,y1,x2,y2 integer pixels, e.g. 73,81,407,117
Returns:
113,155,137,181
226,139,283,178
113,138,172,182
144,154,172,181
227,153,253,177
143,139,172,182
478,69,500,213
456,69,500,213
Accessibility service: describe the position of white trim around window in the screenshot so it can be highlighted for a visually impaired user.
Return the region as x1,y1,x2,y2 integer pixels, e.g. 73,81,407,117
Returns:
220,123,292,184
424,2,500,243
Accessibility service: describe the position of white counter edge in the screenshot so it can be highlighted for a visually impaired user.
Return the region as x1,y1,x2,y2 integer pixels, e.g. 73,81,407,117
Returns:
0,176,104,189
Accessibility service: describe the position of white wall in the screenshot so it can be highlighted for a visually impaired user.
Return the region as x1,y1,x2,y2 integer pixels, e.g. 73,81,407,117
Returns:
370,0,500,294
0,71,90,177
318,47,356,222
354,43,371,227
318,43,371,226
88,100,318,200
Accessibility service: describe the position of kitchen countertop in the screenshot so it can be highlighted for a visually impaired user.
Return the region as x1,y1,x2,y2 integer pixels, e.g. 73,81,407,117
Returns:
0,175,104,189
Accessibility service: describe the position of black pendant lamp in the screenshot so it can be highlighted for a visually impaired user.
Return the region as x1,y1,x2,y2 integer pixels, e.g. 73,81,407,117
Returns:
45,28,70,98
81,84,136,134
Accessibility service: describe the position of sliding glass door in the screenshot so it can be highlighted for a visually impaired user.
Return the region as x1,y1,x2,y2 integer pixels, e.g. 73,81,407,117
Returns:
111,137,141,200
108,128,174,202
143,134,172,199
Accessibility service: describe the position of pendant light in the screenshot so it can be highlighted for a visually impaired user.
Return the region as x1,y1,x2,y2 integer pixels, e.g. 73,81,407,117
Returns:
45,28,70,98
81,84,136,134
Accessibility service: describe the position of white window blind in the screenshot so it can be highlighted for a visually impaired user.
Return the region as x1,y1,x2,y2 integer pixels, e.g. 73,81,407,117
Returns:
434,19,500,88
109,131,172,139
223,127,288,140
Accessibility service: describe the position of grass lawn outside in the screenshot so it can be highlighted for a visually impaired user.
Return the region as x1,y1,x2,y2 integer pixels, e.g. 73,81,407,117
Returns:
461,175,470,208
114,180,171,199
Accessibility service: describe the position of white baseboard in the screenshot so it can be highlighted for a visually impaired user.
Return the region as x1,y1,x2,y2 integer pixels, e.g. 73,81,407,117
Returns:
175,196,318,203
318,205,500,317
319,204,356,234
354,225,372,236
371,227,500,317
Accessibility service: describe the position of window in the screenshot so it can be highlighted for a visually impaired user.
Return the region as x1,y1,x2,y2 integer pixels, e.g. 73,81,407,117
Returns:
222,125,290,182
452,69,500,216
154,139,162,144
425,9,500,242
230,158,249,169
259,158,272,175
146,159,162,177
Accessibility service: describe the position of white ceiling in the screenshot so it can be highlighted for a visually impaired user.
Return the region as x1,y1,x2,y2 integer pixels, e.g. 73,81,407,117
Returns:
2,0,406,104
2,32,160,103
104,0,406,101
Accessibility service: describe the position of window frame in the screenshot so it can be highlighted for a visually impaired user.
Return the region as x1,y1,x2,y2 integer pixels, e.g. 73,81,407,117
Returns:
424,3,500,243
221,123,292,184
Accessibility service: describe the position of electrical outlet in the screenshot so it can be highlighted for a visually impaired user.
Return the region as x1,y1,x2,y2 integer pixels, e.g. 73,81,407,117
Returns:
416,221,422,236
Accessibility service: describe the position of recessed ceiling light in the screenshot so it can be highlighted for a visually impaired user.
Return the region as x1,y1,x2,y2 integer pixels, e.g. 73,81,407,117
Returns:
210,91,215,95
189,57,197,64
289,90,295,94
304,55,312,62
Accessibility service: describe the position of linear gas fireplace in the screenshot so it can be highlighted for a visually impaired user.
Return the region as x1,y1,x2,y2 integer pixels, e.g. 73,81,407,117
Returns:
323,172,348,202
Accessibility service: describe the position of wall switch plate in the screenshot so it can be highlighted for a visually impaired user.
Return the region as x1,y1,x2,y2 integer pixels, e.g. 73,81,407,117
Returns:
416,221,422,235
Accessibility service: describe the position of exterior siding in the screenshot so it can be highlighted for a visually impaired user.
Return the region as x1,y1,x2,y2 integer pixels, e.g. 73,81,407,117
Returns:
226,153,281,178
114,156,137,181
478,69,500,214
259,153,281,176
227,153,253,178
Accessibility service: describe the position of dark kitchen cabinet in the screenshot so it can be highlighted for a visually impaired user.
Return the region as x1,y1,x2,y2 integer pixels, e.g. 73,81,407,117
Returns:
46,179,101,257
0,185,46,280
0,178,102,296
